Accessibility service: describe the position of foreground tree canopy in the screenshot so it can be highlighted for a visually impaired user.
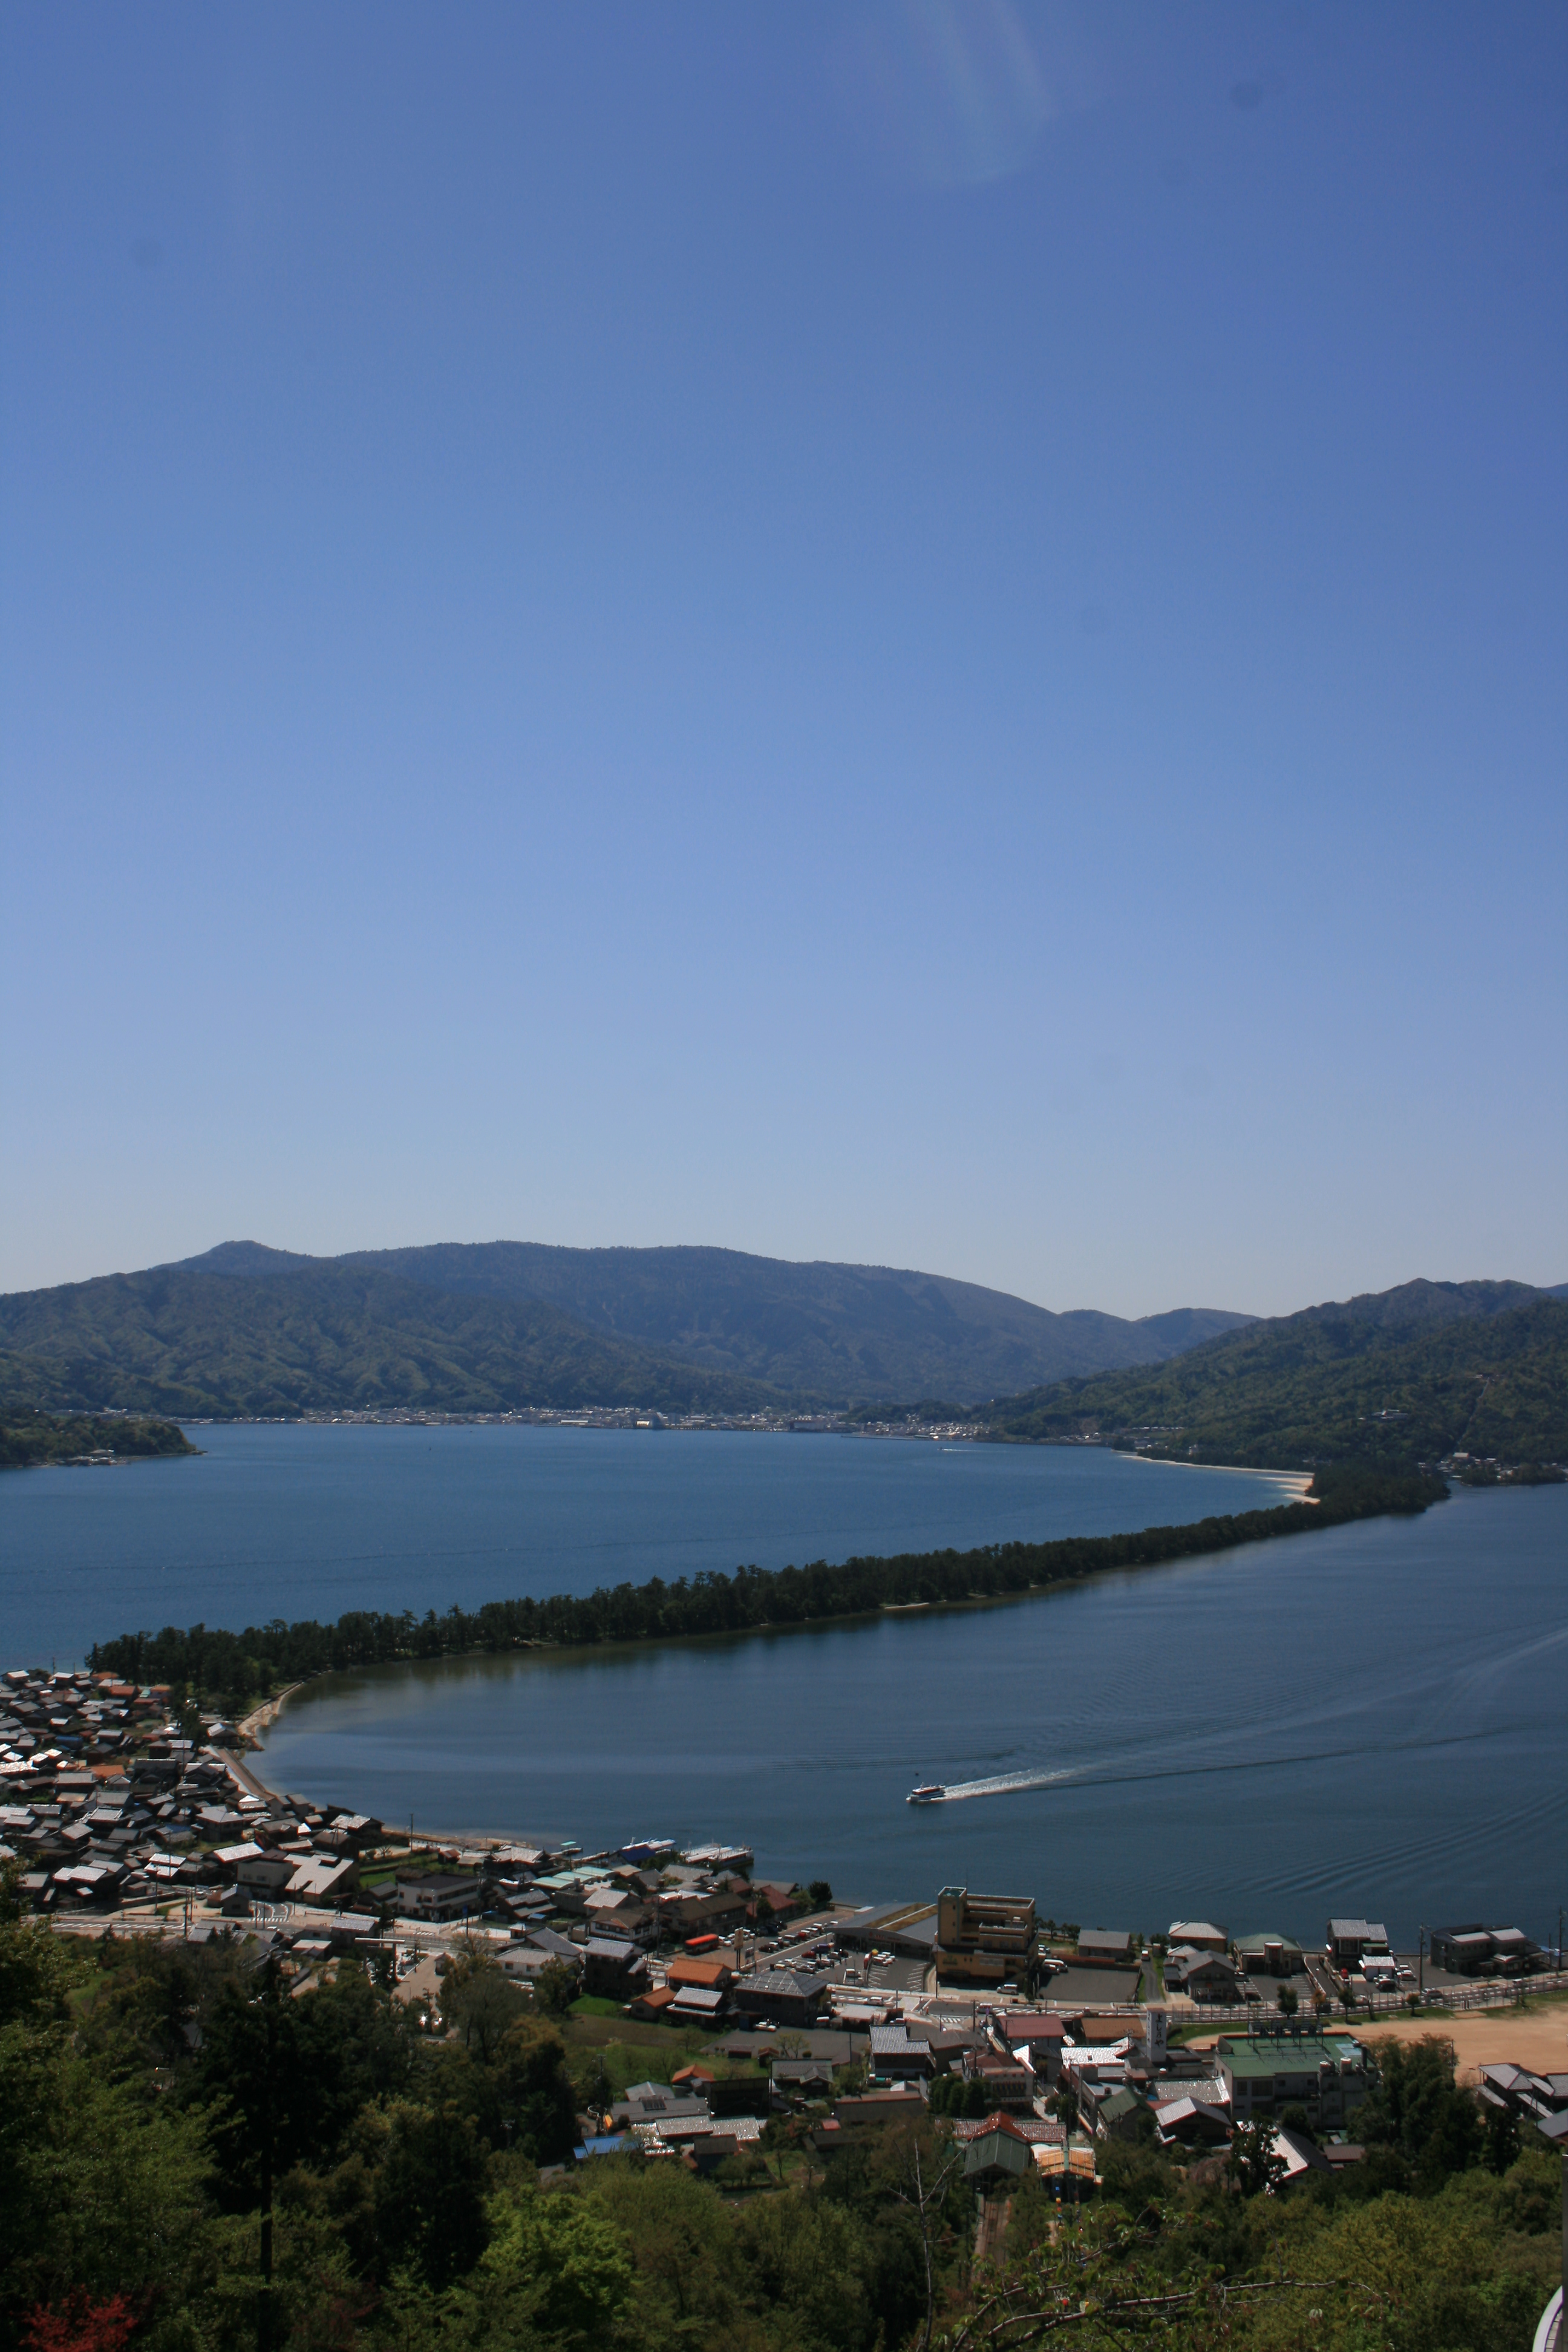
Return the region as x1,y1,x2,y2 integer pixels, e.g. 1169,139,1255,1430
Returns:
0,1867,1559,2352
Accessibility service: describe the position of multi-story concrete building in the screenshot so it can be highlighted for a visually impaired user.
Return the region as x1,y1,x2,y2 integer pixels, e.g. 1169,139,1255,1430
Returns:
936,1885,1036,1986
1216,2029,1374,2131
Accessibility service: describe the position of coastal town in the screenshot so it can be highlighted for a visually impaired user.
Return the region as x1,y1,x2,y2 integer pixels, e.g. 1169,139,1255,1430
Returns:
4,1658,1566,2195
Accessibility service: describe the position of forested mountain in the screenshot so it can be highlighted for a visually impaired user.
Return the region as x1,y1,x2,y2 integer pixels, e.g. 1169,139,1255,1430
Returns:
0,1240,1253,1416
0,1264,794,1420
982,1281,1568,1468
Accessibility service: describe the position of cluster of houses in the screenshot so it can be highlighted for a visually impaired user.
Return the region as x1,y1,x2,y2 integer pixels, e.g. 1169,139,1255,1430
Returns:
558,1999,1391,2195
0,1665,390,1915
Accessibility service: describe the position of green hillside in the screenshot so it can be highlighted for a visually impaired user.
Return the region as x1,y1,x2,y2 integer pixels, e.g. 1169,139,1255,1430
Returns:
167,1238,1254,1402
0,1263,798,1420
982,1282,1568,1469
0,1240,1255,1417
0,1408,197,1469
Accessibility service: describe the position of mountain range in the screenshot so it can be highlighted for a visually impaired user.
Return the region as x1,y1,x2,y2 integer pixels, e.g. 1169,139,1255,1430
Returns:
0,1240,1253,1420
981,1279,1568,1468
1,1245,1561,1465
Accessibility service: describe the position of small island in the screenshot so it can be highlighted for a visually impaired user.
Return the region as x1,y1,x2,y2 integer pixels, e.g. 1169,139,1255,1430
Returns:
0,1408,197,1471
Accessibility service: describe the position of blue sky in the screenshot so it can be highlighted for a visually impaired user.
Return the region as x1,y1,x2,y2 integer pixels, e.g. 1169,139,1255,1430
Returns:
3,1,1564,1316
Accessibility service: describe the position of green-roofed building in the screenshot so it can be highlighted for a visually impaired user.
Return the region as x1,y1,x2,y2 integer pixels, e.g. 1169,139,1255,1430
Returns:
963,2129,1034,2187
1215,2030,1374,2129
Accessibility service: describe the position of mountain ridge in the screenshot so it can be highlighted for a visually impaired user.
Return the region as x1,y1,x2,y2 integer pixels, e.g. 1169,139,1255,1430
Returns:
155,1237,1256,1401
0,1238,1256,1415
980,1280,1568,1468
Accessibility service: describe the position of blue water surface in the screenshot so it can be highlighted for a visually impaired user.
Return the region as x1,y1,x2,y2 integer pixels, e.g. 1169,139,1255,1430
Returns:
0,1422,1298,1666
259,1482,1568,1952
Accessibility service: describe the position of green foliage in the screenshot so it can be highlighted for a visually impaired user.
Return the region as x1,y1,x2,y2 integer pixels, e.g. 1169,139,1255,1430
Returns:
0,1908,216,2352
459,2186,635,2345
0,1263,799,1422
939,2164,1559,2352
806,1881,833,1912
88,1469,1443,1700
986,1284,1568,1468
0,1409,195,1471
191,1959,418,2205
0,1241,1259,1419
1226,2118,1288,2197
439,1950,528,2062
1356,2033,1485,2190
362,2099,492,2289
534,1959,578,2018
3,1909,1561,2352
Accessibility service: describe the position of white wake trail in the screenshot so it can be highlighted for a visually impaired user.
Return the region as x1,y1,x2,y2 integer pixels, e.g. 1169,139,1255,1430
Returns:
936,1766,1082,1802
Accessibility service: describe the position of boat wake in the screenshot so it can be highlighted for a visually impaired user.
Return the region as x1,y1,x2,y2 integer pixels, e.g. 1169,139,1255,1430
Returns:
935,1766,1082,1802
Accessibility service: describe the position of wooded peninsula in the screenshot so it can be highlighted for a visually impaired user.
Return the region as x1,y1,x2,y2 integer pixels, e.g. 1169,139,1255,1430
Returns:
90,1462,1444,1709
0,1408,197,1471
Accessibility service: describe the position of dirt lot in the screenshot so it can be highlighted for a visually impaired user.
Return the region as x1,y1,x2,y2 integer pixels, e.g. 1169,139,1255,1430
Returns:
1350,2004,1568,2085
1190,1996,1568,2085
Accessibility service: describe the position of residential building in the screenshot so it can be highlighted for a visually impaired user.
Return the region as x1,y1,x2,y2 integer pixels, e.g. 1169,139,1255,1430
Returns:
963,2049,1034,2111
232,1850,297,1895
1477,2065,1568,2128
289,1855,361,1907
582,1938,650,2001
1167,1921,1227,1952
1270,2126,1336,2185
1151,2094,1232,2150
1071,2014,1136,2048
1326,1919,1390,1973
627,1985,678,2022
964,2129,1034,2188
1431,1925,1544,1977
832,2088,926,2128
499,1945,580,1990
731,1969,828,2028
667,1985,728,2027
1233,1933,1305,1978
1164,1945,1241,2001
659,1888,749,1939
1077,1929,1133,1967
664,1955,734,1996
583,1886,657,1942
772,2058,835,2101
1093,2087,1149,2143
1000,2011,1068,2086
392,1870,482,1920
870,2024,934,2079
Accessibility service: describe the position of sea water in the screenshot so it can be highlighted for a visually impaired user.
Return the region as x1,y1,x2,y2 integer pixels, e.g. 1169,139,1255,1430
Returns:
6,1427,1561,1947
0,1422,1298,1668
256,1483,1567,1952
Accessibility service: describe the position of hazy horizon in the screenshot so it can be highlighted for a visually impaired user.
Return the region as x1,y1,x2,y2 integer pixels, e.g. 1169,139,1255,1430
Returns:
5,1228,1564,1331
4,4,1563,1316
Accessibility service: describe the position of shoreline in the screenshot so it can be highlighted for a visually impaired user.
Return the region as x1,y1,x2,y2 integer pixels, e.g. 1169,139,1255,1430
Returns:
1125,1457,1318,1502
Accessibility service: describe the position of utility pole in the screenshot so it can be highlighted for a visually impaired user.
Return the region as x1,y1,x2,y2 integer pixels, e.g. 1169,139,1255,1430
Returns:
1418,1926,1426,1997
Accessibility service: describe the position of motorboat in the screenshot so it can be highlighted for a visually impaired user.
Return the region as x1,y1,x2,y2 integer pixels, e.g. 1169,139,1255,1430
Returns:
906,1783,945,1804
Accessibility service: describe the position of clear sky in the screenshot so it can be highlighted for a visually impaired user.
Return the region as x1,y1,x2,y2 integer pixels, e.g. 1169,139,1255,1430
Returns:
3,2,1564,1317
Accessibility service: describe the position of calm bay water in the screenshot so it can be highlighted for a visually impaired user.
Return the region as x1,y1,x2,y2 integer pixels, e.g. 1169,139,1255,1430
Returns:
258,1484,1567,1952
5,1428,1563,1949
0,1423,1298,1669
